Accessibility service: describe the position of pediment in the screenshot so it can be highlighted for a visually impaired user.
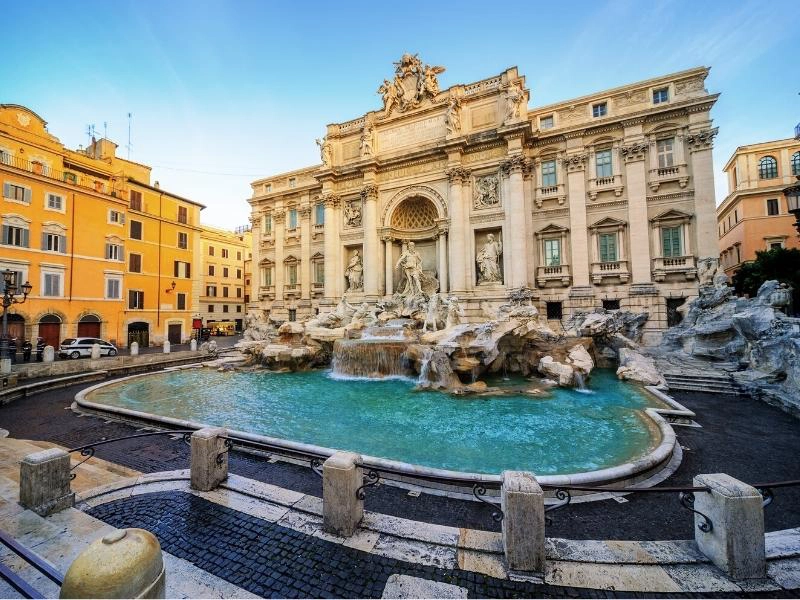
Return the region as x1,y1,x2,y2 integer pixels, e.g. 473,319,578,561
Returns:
311,252,324,260
589,216,626,230
650,208,693,223
535,223,569,237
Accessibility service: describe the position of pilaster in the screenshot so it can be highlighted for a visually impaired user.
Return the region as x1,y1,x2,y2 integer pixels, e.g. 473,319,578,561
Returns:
361,184,380,298
273,209,286,303
687,127,719,260
446,167,469,293
564,153,590,288
502,155,529,288
322,194,340,301
299,202,312,300
621,141,653,284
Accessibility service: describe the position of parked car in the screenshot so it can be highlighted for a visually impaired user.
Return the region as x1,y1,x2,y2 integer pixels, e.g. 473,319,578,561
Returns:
58,337,118,359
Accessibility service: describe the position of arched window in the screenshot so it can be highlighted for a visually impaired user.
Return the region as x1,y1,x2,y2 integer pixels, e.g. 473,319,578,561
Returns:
758,156,778,179
791,151,800,176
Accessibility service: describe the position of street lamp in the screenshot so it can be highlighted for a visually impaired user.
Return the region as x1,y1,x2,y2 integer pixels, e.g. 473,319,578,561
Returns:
784,175,800,235
1,269,33,374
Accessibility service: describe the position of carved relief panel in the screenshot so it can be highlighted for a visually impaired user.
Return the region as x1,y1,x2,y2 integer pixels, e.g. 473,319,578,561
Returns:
473,174,500,209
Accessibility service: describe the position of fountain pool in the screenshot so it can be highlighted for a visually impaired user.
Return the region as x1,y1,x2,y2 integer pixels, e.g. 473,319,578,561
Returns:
78,368,669,477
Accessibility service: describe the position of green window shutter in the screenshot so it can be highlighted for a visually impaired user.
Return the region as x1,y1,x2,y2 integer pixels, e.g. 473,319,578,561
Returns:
662,229,671,257
23,188,32,204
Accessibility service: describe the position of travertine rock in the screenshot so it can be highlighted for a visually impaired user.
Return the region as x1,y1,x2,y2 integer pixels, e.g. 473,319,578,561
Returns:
616,348,665,387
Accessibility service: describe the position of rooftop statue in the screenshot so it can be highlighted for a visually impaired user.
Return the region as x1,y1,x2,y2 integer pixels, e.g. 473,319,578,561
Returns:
378,54,446,116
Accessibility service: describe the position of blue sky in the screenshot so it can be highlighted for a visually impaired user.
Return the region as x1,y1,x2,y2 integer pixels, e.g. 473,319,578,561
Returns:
3,0,798,229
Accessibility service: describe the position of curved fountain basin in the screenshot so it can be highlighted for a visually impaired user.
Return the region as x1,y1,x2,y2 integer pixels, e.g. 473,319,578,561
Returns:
75,368,676,486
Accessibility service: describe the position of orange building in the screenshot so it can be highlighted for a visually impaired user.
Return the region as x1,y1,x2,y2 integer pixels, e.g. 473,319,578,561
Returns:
0,104,204,349
717,138,800,276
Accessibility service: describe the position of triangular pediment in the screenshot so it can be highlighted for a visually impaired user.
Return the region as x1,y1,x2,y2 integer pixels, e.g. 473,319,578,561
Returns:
311,252,324,260
650,208,693,223
535,223,569,237
259,258,274,266
589,216,627,230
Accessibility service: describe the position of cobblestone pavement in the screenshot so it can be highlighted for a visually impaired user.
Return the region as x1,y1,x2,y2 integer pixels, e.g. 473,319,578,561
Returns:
0,381,798,540
86,490,799,599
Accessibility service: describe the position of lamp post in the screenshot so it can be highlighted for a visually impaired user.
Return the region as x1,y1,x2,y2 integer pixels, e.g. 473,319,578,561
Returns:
785,175,800,235
1,269,33,374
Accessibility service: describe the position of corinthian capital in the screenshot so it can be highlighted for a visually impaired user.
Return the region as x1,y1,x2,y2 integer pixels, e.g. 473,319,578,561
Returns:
272,210,286,223
446,166,470,184
360,184,378,201
322,193,340,208
620,142,648,163
501,155,530,175
561,153,587,172
685,127,718,151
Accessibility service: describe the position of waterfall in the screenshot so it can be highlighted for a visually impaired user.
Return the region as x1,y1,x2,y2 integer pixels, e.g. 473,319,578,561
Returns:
331,339,413,379
418,347,433,383
573,372,593,394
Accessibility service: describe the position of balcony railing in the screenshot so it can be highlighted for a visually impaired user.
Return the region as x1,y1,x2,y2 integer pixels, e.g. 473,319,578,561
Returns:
591,260,630,284
0,151,121,197
536,264,571,287
652,255,697,281
535,183,566,207
648,163,688,192
588,174,623,199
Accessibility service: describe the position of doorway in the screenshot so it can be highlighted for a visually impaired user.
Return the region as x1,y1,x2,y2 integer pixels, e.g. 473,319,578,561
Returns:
127,322,149,347
666,298,686,327
77,315,101,338
168,323,182,345
38,315,61,348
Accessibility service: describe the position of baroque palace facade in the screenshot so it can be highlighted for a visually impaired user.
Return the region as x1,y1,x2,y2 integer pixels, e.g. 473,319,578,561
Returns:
0,104,204,348
249,56,720,335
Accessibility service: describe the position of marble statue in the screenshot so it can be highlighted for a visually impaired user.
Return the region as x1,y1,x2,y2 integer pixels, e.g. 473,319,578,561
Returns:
378,54,446,114
445,96,461,135
344,200,362,228
352,302,378,327
396,241,424,298
316,137,332,167
445,296,463,328
476,233,503,284
504,81,525,122
423,293,445,333
345,250,363,292
360,125,375,157
377,79,399,116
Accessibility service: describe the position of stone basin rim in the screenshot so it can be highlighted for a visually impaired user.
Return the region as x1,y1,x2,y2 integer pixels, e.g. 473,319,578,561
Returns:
72,367,680,491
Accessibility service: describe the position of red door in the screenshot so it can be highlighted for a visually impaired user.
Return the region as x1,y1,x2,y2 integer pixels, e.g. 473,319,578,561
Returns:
77,322,101,338
38,323,60,349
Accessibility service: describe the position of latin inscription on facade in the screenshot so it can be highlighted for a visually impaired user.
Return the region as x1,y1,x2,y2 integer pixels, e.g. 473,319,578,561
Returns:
378,116,446,152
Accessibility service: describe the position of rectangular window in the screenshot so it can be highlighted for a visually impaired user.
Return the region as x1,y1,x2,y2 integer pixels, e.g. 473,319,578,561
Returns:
173,261,190,278
3,183,31,203
288,309,296,322
2,225,29,247
209,246,215,256
108,210,125,224
265,183,272,193
129,253,142,273
208,265,215,276
223,287,229,297
206,285,217,297
288,264,298,285
236,305,242,313
208,304,215,313
546,302,563,320
128,290,144,309
602,299,621,310
288,177,296,189
661,226,682,257
129,220,142,240
223,304,229,313
315,203,325,225
592,102,607,118
222,249,229,258
236,287,242,298
595,149,612,178
129,190,142,211
177,293,186,310
289,209,298,229
261,268,272,287
767,198,779,216
177,206,188,224
236,268,242,279
42,232,66,253
315,261,325,284
177,232,188,249
544,239,561,266
42,272,62,297
46,193,64,211
223,267,229,278
236,251,242,260
656,138,675,168
599,233,617,262
105,243,123,261
540,115,554,130
263,215,272,235
653,88,669,104
105,277,121,299
541,159,557,187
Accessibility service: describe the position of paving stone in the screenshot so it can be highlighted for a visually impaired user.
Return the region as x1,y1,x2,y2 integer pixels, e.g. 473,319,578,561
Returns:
768,557,800,590
545,561,682,593
381,574,468,598
661,563,743,592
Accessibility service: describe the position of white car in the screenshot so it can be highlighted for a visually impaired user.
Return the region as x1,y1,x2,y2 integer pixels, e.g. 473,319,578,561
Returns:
58,337,118,359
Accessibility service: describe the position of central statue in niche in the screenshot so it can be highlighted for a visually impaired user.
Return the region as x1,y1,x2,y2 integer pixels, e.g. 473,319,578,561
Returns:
395,241,438,301
477,233,503,284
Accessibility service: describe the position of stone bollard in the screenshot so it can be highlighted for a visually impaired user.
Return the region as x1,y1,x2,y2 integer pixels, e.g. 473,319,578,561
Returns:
90,343,101,360
19,448,75,516
162,340,170,354
323,451,363,537
43,345,55,363
190,339,197,351
190,427,228,492
0,357,10,375
60,528,165,598
130,341,139,356
501,470,545,573
693,473,765,579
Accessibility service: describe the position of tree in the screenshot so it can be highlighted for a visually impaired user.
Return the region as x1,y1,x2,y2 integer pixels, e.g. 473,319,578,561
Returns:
732,247,800,315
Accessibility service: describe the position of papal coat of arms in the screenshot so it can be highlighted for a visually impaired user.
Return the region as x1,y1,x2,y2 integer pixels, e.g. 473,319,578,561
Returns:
377,54,445,116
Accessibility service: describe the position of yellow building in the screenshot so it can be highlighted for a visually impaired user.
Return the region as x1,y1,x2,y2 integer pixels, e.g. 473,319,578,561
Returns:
717,138,800,276
199,225,251,333
0,104,204,349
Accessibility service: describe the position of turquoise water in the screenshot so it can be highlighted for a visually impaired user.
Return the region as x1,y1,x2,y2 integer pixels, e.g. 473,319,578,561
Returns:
85,368,660,475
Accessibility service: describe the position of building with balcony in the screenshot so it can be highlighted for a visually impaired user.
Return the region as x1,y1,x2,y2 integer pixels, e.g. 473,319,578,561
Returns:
717,138,800,276
248,58,720,336
199,225,252,332
0,104,204,349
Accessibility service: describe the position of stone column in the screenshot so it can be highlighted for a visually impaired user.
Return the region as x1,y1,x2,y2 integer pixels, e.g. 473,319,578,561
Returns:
565,154,590,287
19,448,74,516
299,204,312,300
687,127,720,260
622,142,653,284
447,168,466,293
504,156,529,288
322,195,339,301
362,185,380,299
693,473,765,580
461,172,474,291
190,427,229,492
323,451,363,537
501,470,545,573
437,231,448,293
273,210,286,302
384,237,394,296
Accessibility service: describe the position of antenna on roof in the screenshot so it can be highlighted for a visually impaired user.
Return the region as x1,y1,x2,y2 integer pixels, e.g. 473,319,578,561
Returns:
103,121,108,139
126,113,133,160
85,124,96,147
